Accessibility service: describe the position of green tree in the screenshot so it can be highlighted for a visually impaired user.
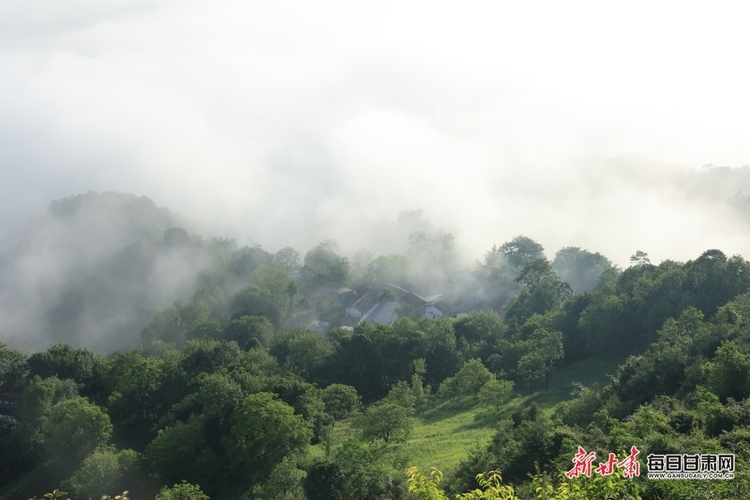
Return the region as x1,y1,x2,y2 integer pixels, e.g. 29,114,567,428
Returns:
406,467,449,500
62,447,142,500
145,416,220,488
516,258,556,289
407,466,642,500
359,401,412,443
576,294,629,355
180,339,243,375
252,456,306,500
423,318,460,386
272,247,301,271
43,397,112,463
271,330,332,382
187,320,223,341
552,247,616,294
224,392,312,486
106,352,164,427
411,359,431,415
321,384,361,420
15,376,78,460
553,383,607,428
506,259,572,324
457,470,518,500
303,460,345,500
195,372,244,418
156,481,210,500
301,241,350,286
516,351,545,394
27,344,102,394
530,329,564,389
221,245,273,287
704,341,750,401
0,343,28,394
500,236,545,270
231,288,290,331
141,300,194,344
438,359,494,400
630,250,651,266
282,385,331,444
332,438,388,499
453,310,506,358
386,380,417,414
225,315,275,350
191,284,228,324
231,267,298,330
0,414,22,483
361,254,411,289
248,266,300,297
478,378,514,411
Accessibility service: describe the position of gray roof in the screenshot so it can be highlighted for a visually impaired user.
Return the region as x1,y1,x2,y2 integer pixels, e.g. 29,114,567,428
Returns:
451,301,480,315
385,283,411,299
426,300,451,314
350,292,376,313
307,320,331,335
287,270,301,280
307,282,353,297
401,291,427,308
360,300,401,326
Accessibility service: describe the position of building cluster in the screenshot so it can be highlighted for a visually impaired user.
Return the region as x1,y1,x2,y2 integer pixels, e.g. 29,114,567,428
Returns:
291,280,480,335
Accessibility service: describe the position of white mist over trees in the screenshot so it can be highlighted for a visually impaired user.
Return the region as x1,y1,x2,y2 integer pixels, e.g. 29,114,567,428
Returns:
2,171,750,353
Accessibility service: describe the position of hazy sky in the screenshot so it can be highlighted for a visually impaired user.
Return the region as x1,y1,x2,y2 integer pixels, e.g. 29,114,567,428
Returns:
2,0,750,266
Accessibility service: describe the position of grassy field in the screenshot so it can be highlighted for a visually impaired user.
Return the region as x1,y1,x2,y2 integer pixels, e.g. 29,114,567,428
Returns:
317,351,631,474
0,463,60,500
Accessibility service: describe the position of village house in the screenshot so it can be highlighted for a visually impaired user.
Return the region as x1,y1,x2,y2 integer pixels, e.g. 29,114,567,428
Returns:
345,291,377,319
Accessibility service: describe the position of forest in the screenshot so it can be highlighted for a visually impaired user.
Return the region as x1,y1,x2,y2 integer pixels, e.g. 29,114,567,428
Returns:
2,192,750,499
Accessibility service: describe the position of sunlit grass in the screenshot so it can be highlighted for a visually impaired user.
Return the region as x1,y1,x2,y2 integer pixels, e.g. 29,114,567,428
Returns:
0,463,57,500
313,352,631,475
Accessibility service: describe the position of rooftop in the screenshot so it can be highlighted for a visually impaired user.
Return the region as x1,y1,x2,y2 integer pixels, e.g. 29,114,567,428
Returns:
360,300,401,326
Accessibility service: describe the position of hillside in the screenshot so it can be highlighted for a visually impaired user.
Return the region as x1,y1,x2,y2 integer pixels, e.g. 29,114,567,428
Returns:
0,192,215,351
2,195,750,499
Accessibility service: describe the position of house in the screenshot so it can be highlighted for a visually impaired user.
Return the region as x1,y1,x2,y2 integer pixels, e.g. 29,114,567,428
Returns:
317,282,355,307
287,270,302,282
296,282,355,310
0,393,18,415
385,284,411,300
369,283,481,322
385,283,452,320
388,286,434,309
360,300,401,326
450,300,480,318
346,292,377,319
306,319,332,336
425,300,451,320
291,311,332,335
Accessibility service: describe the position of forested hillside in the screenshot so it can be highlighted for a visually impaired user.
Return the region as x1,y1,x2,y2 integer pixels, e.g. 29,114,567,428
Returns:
3,194,750,499
0,192,233,351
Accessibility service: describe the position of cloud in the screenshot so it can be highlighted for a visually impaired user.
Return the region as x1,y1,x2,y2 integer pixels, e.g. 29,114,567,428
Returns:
1,0,750,269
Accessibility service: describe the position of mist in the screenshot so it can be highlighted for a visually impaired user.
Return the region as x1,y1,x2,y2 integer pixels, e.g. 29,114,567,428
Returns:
2,1,750,350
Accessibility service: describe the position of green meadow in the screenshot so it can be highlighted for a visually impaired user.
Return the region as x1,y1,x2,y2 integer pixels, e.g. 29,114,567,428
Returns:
314,351,630,475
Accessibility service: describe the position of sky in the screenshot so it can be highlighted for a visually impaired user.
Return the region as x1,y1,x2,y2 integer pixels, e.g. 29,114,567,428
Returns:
2,0,750,267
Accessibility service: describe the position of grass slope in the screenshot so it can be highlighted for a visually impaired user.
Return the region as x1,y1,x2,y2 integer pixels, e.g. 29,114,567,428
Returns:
0,463,60,500
324,352,631,474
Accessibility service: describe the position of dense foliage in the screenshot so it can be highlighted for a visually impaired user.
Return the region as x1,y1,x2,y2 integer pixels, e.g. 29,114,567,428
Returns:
4,197,750,499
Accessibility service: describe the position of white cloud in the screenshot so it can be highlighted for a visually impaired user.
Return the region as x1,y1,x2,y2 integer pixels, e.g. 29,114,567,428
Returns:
2,0,750,266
